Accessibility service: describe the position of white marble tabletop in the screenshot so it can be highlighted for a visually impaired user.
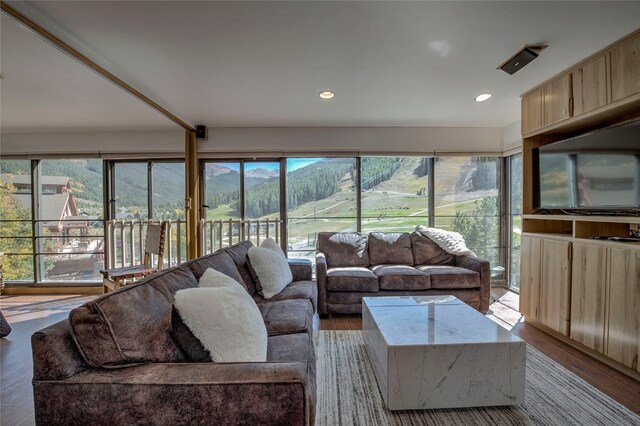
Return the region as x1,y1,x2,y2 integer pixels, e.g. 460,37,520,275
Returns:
363,296,523,347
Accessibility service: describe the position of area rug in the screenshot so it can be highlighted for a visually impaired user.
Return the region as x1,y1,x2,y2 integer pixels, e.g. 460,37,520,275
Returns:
316,331,640,426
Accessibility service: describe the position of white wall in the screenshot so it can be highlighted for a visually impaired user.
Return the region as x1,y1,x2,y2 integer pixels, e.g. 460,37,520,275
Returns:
1,126,508,158
502,121,522,153
0,130,185,158
201,127,504,157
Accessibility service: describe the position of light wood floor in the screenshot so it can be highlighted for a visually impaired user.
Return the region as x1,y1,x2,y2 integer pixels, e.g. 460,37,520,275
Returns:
1,289,638,426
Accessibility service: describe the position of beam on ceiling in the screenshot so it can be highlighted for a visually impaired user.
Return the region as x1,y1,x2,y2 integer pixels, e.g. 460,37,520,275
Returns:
0,1,195,132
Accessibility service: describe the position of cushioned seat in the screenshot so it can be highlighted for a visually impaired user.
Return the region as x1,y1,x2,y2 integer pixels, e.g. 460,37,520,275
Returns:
253,280,318,313
258,299,313,336
267,333,316,426
370,265,431,290
416,265,480,289
326,267,379,292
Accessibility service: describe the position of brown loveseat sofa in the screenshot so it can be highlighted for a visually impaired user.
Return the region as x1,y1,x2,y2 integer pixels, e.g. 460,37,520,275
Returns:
31,241,317,426
316,231,490,315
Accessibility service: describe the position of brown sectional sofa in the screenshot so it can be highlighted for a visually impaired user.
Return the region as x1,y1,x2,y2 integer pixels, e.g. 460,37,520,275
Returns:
316,231,490,315
32,241,317,426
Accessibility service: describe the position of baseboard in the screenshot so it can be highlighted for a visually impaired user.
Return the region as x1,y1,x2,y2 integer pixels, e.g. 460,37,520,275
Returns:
1,286,103,295
524,317,640,382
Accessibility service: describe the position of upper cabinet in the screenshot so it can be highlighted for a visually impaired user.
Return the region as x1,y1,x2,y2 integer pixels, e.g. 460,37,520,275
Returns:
572,54,609,116
543,74,573,125
521,88,543,134
521,29,640,136
610,34,640,102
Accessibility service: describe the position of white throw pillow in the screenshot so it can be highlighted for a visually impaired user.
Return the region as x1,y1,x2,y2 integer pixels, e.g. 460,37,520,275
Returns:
260,237,286,258
199,267,244,289
174,287,267,362
247,246,293,299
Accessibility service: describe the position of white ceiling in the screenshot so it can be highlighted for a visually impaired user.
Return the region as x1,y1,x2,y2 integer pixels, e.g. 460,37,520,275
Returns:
1,1,640,132
0,15,178,133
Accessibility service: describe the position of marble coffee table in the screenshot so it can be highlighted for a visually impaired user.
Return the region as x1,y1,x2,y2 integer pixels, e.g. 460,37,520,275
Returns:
362,295,526,410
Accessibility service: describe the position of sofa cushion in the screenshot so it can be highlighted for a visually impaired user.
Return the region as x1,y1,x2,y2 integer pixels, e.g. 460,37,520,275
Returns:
411,232,455,265
326,267,379,292
368,232,414,265
224,241,258,295
416,265,480,289
253,280,318,313
258,299,313,336
184,251,247,291
267,332,316,425
69,266,198,368
370,265,431,290
317,232,369,268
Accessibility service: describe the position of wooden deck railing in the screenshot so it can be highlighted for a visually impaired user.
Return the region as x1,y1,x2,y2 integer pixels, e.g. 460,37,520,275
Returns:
105,218,282,270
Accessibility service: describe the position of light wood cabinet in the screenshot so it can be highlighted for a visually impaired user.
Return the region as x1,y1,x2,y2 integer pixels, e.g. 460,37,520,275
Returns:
539,239,572,335
519,235,541,320
543,74,573,126
519,234,571,335
521,88,543,134
610,33,640,102
570,243,608,353
607,248,640,372
572,54,609,116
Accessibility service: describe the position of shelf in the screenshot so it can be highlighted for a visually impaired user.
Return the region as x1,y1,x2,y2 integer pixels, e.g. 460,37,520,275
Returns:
522,214,640,224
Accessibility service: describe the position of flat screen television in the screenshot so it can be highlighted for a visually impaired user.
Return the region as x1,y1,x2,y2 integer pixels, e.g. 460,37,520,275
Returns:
533,120,640,213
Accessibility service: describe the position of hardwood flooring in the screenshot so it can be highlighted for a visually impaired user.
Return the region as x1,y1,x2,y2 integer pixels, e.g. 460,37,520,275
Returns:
1,295,93,426
0,289,638,426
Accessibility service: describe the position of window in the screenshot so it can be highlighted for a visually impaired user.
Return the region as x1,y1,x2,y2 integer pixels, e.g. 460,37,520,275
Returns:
204,162,241,221
109,160,186,269
434,156,502,274
508,153,522,291
203,160,282,250
361,157,431,232
114,162,149,220
286,158,357,260
0,160,34,281
38,159,105,282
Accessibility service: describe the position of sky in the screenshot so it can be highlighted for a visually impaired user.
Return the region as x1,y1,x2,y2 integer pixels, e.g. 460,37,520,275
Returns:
209,158,323,173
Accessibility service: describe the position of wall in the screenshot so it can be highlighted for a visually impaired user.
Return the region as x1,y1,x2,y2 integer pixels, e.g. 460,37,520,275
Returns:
502,121,522,153
1,126,505,158
0,130,185,158
202,127,504,157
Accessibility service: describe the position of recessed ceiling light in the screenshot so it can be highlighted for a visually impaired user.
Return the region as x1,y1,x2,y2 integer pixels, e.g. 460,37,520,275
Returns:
475,93,492,102
319,91,335,99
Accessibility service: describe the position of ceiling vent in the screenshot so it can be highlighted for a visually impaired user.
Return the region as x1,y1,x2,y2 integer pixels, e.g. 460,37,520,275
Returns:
498,45,548,75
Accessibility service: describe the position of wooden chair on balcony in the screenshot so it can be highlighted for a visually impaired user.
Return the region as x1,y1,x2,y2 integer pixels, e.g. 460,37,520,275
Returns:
101,221,167,293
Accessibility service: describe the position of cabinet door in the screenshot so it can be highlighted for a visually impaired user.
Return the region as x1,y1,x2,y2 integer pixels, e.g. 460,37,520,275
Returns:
607,248,640,372
519,235,541,319
539,239,571,335
543,74,572,126
610,34,640,102
572,55,608,116
521,88,543,134
570,243,608,353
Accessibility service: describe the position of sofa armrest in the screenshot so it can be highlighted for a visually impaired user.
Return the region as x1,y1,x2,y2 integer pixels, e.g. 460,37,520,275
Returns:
315,252,328,315
288,258,312,281
456,254,491,313
34,362,311,425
